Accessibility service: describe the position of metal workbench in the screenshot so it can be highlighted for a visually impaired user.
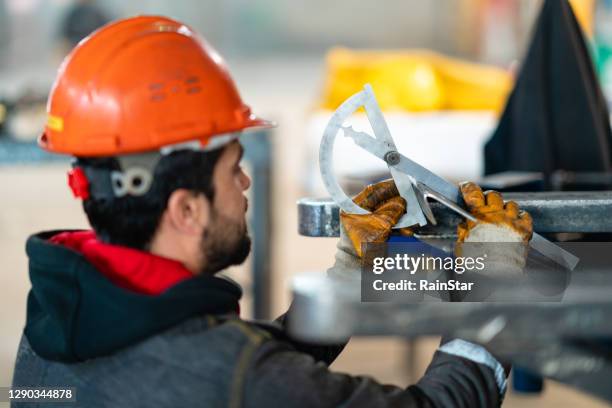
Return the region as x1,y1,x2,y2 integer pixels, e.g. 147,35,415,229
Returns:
291,191,612,402
298,192,612,237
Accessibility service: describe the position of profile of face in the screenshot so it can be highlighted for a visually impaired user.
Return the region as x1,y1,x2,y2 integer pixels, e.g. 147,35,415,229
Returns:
200,141,252,274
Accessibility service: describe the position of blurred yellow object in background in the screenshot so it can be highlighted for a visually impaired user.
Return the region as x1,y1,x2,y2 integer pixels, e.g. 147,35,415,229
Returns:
431,52,512,111
0,103,6,124
320,48,513,112
369,58,445,111
569,0,595,38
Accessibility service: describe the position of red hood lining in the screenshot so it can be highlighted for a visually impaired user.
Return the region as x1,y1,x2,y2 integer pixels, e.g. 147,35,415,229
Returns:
50,231,194,296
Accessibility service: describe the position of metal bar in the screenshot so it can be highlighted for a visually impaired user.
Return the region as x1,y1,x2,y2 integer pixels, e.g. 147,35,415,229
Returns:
298,191,612,237
243,131,273,319
289,273,612,342
289,272,612,402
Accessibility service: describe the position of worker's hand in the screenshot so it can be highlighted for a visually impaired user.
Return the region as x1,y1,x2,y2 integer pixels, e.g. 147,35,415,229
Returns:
328,179,408,279
340,179,407,258
455,182,533,280
457,182,533,243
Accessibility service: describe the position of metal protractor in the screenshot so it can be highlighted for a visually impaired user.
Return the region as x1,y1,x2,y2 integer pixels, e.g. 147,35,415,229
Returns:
319,85,428,229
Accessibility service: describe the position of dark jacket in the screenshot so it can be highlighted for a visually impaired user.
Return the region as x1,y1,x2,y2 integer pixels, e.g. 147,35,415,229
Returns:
12,231,505,407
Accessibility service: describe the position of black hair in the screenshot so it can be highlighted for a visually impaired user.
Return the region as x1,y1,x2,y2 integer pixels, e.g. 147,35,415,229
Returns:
78,147,225,250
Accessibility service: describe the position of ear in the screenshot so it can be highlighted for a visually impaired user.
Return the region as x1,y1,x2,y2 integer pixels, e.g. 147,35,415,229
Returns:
164,189,210,236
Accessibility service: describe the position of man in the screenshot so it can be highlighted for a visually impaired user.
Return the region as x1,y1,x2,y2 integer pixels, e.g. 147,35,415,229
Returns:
12,16,532,407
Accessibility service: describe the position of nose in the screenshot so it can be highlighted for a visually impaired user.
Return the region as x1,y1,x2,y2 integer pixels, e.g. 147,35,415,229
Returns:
240,170,251,191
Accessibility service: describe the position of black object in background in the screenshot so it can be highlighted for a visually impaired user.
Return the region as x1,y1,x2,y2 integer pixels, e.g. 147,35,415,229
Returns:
484,0,612,182
62,0,109,47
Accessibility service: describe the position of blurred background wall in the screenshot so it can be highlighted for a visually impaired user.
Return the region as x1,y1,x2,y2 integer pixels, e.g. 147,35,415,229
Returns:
0,0,544,96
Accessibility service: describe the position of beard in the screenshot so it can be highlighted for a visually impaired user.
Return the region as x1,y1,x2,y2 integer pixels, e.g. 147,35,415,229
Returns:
200,209,251,275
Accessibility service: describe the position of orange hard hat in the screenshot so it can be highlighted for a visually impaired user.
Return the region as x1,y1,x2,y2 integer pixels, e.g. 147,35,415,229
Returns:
40,15,272,157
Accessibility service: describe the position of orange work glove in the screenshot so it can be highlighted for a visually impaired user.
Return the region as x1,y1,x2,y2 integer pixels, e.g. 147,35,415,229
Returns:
456,182,533,278
457,182,533,243
340,179,408,258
